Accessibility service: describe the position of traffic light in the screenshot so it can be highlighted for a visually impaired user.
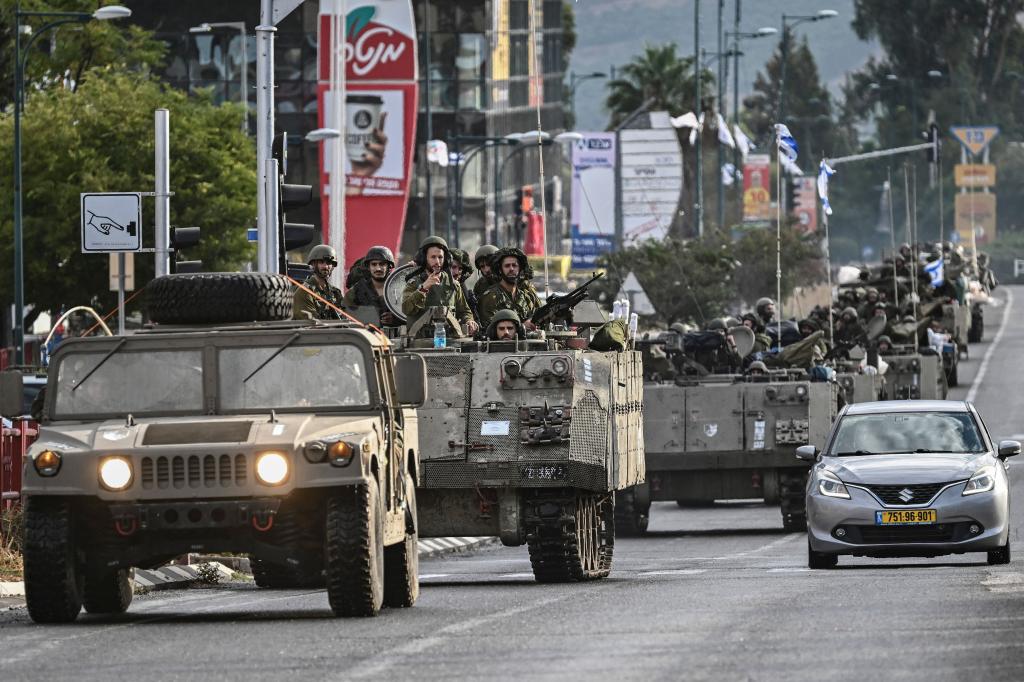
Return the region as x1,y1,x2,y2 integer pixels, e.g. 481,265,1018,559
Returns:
272,132,315,273
169,226,201,274
926,123,940,163
785,180,798,214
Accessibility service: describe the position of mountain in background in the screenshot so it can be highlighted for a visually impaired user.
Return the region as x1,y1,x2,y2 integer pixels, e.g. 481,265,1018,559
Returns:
569,0,880,131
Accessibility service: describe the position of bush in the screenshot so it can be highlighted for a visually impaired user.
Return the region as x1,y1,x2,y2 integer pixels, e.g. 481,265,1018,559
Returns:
0,505,24,580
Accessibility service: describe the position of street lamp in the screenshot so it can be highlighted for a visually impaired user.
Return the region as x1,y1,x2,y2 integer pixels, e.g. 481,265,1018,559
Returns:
12,3,131,364
566,71,607,127
189,21,249,133
779,10,837,123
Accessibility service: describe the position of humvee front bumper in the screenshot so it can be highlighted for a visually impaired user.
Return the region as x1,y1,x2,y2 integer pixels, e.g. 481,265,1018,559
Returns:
109,498,281,534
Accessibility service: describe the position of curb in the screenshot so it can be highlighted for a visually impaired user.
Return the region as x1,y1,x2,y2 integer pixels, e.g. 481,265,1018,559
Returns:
418,536,500,557
134,562,235,591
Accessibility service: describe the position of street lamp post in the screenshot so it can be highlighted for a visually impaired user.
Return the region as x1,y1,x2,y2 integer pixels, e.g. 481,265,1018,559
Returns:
567,71,606,127
12,3,131,364
189,22,249,133
447,135,521,247
779,9,837,123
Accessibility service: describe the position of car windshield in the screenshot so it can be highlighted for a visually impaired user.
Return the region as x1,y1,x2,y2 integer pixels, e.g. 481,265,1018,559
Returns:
218,344,370,410
53,350,204,417
829,412,986,455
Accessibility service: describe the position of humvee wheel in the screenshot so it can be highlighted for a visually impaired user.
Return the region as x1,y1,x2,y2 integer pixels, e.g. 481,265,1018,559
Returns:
146,272,292,325
526,491,614,583
24,497,83,623
251,558,324,589
614,488,649,536
83,568,133,614
383,473,419,608
325,479,385,617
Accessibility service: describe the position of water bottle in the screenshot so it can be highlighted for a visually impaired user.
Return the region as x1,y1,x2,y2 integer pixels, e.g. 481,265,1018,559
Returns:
629,312,639,338
612,300,623,320
433,322,447,349
621,298,631,321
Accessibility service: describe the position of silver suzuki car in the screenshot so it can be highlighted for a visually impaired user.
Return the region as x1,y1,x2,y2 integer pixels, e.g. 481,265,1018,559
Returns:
800,400,1018,569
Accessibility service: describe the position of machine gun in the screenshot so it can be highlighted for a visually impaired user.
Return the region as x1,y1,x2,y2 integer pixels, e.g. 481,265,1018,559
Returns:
531,272,604,327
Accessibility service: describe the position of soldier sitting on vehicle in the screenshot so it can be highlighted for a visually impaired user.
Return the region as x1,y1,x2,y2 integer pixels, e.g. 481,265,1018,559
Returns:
293,244,344,320
876,334,894,354
450,248,479,321
485,309,525,341
473,244,500,298
747,360,769,379
477,247,541,330
755,297,776,327
342,245,398,325
402,236,479,337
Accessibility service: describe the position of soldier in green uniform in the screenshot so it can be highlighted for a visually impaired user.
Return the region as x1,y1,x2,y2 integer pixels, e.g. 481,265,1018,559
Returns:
401,236,478,336
450,248,479,321
476,247,541,330
342,245,398,325
293,244,344,320
485,309,525,341
473,244,500,298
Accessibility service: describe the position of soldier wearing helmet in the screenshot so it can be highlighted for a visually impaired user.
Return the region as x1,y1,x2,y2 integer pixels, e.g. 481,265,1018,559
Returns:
450,248,479,320
473,245,500,298
293,244,344,320
343,245,397,325
402,236,478,336
747,360,769,377
485,309,525,341
476,247,541,330
755,297,776,327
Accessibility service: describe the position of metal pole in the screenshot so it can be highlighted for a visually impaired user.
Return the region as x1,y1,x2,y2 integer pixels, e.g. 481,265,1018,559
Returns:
255,0,276,273
694,0,703,238
117,253,126,336
887,168,899,311
733,1,741,180
330,2,346,281
775,144,782,346
13,4,25,364
779,18,789,123
239,23,248,134
154,109,171,277
716,0,724,230
424,0,435,236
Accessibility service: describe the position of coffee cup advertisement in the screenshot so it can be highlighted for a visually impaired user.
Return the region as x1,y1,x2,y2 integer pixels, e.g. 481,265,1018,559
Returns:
341,89,405,195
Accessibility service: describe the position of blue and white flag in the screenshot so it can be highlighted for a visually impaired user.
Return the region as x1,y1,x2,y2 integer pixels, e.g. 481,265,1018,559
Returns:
716,113,735,148
817,161,836,216
774,123,799,162
924,258,944,287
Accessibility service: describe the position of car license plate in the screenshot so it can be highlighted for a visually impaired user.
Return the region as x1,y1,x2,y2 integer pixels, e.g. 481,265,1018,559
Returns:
875,509,937,525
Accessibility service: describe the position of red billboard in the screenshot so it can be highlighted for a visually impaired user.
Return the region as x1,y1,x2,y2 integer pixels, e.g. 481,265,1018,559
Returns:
318,1,418,269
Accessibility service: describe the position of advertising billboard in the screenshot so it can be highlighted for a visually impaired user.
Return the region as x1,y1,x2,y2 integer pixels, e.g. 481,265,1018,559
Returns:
619,114,683,243
570,133,616,270
743,154,772,223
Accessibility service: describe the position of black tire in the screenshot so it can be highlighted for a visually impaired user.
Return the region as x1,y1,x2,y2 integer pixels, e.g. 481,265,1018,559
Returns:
251,557,324,589
968,311,984,343
947,362,959,388
83,568,133,615
146,272,292,325
614,488,649,537
23,497,83,623
780,471,808,532
808,540,838,569
528,491,614,583
325,480,385,617
988,541,1011,565
383,473,419,608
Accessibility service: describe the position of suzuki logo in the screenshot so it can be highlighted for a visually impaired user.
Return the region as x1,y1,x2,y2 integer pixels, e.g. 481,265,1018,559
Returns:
898,488,914,503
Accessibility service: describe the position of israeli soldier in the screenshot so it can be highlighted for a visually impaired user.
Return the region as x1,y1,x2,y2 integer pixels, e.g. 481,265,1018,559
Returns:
450,248,479,320
473,244,500,298
401,236,478,336
343,245,398,325
485,309,525,341
293,244,344,320
477,247,541,329
755,297,776,327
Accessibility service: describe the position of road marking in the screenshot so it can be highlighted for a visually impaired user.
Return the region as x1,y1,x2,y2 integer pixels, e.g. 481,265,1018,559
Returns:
417,573,450,580
498,572,536,579
981,571,1024,593
767,567,811,573
711,533,802,561
966,287,1014,403
638,569,707,576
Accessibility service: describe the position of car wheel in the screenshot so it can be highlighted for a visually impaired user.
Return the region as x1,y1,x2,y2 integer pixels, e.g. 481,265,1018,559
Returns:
987,541,1011,566
807,540,838,569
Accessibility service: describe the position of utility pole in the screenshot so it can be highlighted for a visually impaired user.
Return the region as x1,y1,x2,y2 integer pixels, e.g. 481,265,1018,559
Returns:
424,0,435,236
154,109,170,277
694,0,703,238
255,0,277,273
716,0,724,230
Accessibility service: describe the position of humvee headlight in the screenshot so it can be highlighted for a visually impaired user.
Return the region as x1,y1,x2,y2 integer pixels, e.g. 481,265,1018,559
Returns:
33,450,62,477
328,441,354,467
256,452,289,485
99,457,133,491
550,357,570,377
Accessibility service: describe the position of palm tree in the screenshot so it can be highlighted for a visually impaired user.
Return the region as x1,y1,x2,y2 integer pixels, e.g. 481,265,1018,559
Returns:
604,43,713,128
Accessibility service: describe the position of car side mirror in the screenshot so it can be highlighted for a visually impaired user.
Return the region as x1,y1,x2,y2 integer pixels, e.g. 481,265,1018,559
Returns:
795,444,818,462
998,440,1021,459
0,371,24,418
393,354,427,407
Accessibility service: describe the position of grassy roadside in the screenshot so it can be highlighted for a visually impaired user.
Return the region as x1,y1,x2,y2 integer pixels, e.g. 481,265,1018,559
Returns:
1,506,24,581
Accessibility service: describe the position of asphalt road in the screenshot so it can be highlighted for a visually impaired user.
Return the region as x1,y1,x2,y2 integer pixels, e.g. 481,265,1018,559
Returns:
1,287,1022,681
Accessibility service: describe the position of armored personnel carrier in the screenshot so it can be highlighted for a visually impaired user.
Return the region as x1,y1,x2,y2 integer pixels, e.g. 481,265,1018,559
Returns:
877,344,948,400
0,273,425,622
383,266,645,581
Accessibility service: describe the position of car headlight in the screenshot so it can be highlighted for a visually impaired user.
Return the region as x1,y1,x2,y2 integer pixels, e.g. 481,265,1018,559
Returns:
99,457,133,491
818,470,851,499
963,466,996,496
33,450,62,477
255,452,289,485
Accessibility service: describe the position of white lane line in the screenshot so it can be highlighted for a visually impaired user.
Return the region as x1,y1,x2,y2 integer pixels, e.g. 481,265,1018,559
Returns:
417,574,450,580
767,567,811,573
497,572,536,579
638,569,707,577
966,287,1014,403
711,533,802,561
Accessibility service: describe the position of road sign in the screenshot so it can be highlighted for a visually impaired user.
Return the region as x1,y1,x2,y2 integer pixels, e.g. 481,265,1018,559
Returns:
954,192,996,245
949,126,999,157
108,252,135,291
81,193,142,252
954,164,996,188
617,271,656,316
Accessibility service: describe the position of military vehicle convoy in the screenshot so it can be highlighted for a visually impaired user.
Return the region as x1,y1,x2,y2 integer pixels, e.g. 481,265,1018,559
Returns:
383,267,646,582
0,273,426,622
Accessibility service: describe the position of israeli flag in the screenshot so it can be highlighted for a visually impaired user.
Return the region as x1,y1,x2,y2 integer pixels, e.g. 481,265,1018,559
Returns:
716,113,735,148
924,258,944,287
817,161,836,216
774,123,799,162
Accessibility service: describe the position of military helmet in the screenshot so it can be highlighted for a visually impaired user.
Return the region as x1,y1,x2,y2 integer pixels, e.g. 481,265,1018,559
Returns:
307,244,338,266
490,247,531,280
724,316,741,328
841,306,858,320
755,297,775,317
670,322,691,335
486,308,526,340
748,360,769,373
364,245,395,268
902,314,916,323
414,235,452,270
707,317,727,331
876,334,893,346
474,244,499,268
450,248,475,276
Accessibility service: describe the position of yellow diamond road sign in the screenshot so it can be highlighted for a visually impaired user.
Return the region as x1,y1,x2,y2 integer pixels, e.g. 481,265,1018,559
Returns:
950,126,1000,157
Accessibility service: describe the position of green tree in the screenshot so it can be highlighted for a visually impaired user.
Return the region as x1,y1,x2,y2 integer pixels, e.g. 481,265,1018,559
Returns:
0,70,255,321
604,43,712,128
730,225,826,307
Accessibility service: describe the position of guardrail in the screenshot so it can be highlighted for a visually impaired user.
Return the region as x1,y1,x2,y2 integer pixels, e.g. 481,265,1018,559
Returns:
1,420,37,510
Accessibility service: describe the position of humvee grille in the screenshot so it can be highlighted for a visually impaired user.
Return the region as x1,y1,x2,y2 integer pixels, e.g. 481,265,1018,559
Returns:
141,454,248,489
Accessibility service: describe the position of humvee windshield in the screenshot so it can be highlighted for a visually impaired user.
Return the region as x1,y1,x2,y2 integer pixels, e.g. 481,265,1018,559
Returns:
218,344,370,410
54,349,204,417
